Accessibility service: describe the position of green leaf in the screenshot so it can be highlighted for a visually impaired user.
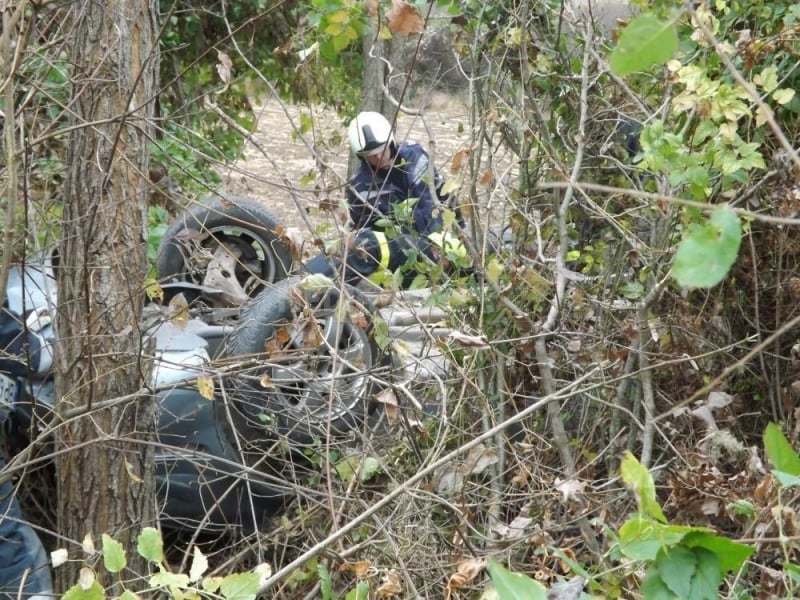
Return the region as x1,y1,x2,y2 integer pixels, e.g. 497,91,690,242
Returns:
619,452,667,522
202,576,224,593
726,499,757,519
763,422,800,475
150,569,191,588
318,564,336,600
335,455,381,483
609,14,678,76
786,562,800,583
119,591,139,600
220,572,260,600
300,273,336,291
687,547,723,599
672,205,741,289
486,256,504,286
619,281,644,299
487,560,547,600
773,88,795,105
640,567,676,600
345,581,369,600
102,533,127,574
137,527,164,563
63,581,105,600
753,66,779,92
656,546,697,598
682,531,754,573
618,516,694,561
773,471,800,487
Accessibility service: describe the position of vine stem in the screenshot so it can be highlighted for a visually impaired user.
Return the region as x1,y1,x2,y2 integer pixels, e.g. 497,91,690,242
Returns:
533,19,597,476
538,181,800,228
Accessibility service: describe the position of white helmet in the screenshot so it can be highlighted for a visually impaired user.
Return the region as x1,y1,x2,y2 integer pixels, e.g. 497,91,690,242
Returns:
347,111,395,157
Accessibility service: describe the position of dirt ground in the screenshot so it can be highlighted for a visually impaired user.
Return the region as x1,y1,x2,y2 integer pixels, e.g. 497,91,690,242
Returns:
221,93,505,242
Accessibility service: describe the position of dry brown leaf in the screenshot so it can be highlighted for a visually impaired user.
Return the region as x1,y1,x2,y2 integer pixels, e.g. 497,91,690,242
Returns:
340,559,372,579
288,286,307,309
276,325,292,346
555,478,586,503
450,148,470,173
387,0,423,35
510,466,530,487
492,515,533,542
349,305,370,330
557,548,576,574
374,388,399,423
373,388,424,429
478,169,495,186
464,443,499,476
364,0,379,17
278,226,305,262
445,557,486,599
376,570,402,598
304,319,323,348
265,325,292,354
319,196,350,225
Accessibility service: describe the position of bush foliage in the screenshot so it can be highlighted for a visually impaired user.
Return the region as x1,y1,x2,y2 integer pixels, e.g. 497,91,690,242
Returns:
3,0,800,597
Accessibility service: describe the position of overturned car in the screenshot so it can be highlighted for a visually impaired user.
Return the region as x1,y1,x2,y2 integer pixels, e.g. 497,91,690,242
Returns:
1,195,391,534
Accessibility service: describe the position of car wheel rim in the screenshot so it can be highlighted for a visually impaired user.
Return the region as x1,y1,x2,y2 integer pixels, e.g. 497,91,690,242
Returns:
183,225,280,293
268,304,373,424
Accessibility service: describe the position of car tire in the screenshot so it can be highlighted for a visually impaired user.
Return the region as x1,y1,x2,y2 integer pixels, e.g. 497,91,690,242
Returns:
219,275,390,446
156,195,292,302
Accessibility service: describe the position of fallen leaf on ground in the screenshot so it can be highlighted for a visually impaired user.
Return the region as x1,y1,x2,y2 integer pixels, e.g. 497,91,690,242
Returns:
492,515,534,541
445,557,486,599
555,478,586,503
340,559,372,579
376,570,402,597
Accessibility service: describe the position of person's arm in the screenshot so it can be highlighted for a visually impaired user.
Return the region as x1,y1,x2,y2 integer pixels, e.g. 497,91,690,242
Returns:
403,146,444,236
346,166,377,229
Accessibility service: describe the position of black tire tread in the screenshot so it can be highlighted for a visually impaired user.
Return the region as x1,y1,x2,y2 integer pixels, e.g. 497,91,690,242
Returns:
220,275,388,445
156,194,292,282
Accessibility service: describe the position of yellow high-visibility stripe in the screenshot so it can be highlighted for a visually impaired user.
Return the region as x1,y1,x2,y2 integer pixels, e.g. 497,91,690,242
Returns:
373,231,391,269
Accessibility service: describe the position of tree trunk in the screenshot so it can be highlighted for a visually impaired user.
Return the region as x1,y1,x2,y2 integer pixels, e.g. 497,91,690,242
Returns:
55,0,159,593
353,10,413,177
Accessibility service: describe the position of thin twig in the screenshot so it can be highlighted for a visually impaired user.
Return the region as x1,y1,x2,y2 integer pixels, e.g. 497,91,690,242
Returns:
259,366,602,591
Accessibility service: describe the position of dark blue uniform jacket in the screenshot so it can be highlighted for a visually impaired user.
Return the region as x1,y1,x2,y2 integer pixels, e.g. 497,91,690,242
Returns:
346,142,451,236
